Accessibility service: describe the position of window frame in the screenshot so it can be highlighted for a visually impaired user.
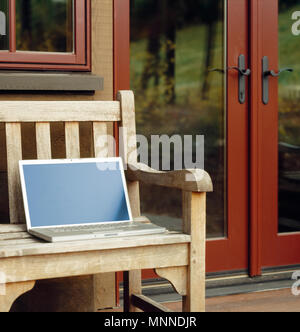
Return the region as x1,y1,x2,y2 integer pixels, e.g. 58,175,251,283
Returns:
0,0,91,71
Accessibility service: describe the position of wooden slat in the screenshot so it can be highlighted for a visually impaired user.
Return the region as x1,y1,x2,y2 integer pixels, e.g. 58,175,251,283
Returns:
0,101,120,122
0,217,150,235
0,232,31,241
0,224,26,234
118,91,141,218
6,123,25,224
93,122,109,158
0,243,189,283
0,233,190,258
36,122,52,160
131,294,173,313
65,122,80,159
0,238,41,246
118,91,137,165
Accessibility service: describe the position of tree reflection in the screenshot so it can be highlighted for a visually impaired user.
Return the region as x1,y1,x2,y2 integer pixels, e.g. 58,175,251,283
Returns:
16,0,73,52
131,0,226,238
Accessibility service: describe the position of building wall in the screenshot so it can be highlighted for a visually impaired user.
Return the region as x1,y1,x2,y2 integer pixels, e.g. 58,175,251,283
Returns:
5,0,116,311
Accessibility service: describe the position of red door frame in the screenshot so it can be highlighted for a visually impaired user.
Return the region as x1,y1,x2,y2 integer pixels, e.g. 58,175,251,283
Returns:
249,0,264,277
250,0,300,274
113,0,130,96
207,0,249,273
114,0,249,275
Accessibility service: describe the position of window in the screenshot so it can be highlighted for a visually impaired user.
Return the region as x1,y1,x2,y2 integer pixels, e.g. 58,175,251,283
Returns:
0,0,90,70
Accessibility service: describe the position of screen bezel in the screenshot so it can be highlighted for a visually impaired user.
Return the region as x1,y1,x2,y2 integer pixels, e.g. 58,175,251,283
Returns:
19,157,133,230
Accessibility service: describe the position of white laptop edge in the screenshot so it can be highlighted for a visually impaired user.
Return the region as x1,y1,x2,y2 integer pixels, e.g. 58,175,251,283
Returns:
19,157,134,232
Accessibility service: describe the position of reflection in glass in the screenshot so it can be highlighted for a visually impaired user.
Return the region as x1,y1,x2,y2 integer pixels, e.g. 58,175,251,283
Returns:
131,0,226,238
16,0,74,53
0,1,8,50
278,0,300,233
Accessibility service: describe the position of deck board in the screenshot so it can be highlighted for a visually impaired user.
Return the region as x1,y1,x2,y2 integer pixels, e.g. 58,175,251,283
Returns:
100,288,298,312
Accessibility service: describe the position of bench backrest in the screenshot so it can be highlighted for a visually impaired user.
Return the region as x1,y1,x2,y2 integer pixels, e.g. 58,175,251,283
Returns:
1,91,139,224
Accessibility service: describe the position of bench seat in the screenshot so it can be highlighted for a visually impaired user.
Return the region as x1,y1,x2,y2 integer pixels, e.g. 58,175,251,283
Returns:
0,223,190,286
0,225,190,259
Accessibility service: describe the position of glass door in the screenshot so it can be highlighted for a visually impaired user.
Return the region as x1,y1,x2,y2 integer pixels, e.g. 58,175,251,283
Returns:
130,0,249,273
253,0,300,271
278,1,300,235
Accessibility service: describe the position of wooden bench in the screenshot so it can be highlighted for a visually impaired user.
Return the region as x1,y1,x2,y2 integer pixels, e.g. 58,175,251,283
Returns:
0,91,212,312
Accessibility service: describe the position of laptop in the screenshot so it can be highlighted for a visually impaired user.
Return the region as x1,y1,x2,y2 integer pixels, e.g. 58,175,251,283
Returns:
19,157,166,243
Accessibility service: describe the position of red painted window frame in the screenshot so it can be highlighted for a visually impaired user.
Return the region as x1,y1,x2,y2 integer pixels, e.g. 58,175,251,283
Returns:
0,0,91,71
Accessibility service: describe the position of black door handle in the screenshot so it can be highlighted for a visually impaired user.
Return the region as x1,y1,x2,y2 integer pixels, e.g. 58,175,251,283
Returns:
208,68,225,74
209,55,250,104
262,56,293,104
265,68,293,77
228,66,251,77
229,55,251,104
209,67,251,76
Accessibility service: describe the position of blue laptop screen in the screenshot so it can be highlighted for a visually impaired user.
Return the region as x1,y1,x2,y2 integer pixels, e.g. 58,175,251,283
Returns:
22,161,131,228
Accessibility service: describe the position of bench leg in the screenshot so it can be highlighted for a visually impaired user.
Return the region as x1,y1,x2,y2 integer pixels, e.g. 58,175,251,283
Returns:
94,273,116,310
182,192,206,312
123,270,142,312
0,281,35,312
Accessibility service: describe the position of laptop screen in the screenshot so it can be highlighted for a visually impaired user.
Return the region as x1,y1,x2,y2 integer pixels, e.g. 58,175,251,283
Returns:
20,159,132,228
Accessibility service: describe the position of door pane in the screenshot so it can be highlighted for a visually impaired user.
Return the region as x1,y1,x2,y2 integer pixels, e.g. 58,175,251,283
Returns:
278,0,300,233
0,1,8,50
130,0,227,238
16,0,74,53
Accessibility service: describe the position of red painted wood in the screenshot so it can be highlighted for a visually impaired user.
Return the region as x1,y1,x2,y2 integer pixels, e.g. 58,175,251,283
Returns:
0,0,90,71
9,0,16,53
206,0,249,273
85,0,91,72
258,0,300,269
113,0,130,156
113,0,130,95
249,0,263,277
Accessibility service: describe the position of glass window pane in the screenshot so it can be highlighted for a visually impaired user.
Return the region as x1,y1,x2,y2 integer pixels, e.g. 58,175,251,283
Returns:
131,0,227,238
16,0,74,53
278,0,300,233
0,1,9,50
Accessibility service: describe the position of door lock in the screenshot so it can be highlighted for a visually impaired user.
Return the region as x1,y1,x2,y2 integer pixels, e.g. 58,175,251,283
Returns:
228,55,251,104
209,54,251,104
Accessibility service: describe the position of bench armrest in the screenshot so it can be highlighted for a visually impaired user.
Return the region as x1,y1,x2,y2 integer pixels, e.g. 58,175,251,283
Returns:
126,163,213,193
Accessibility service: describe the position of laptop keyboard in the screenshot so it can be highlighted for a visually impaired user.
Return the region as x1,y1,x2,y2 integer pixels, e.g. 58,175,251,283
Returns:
49,222,133,234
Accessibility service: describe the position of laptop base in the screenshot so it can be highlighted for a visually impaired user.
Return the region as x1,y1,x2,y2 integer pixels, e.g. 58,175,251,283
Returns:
29,223,167,243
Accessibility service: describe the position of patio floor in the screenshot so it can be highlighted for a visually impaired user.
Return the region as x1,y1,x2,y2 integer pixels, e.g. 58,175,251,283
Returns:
100,288,300,312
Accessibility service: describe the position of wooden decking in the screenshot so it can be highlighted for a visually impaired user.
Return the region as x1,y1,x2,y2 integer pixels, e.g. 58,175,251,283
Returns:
205,288,300,312
100,288,299,312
